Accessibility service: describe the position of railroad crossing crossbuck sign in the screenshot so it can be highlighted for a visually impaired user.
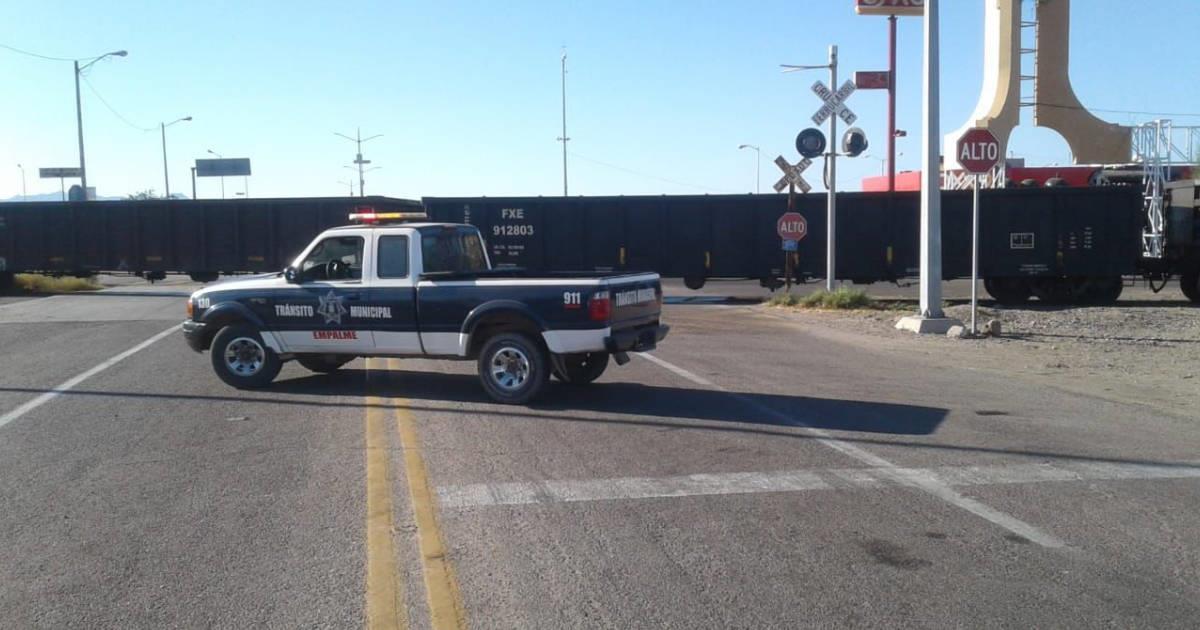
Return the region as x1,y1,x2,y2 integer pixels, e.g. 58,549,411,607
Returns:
811,80,857,126
773,156,812,193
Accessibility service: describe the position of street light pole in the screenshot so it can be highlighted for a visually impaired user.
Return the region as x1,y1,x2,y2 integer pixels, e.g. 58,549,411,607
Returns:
737,144,761,193
206,149,226,199
17,164,26,201
335,128,383,197
557,50,570,196
919,0,943,319
191,167,197,200
74,50,127,199
161,116,192,199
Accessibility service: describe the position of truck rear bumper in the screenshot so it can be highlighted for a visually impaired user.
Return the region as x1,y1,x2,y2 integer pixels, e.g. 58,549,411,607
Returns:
604,324,669,354
182,320,208,352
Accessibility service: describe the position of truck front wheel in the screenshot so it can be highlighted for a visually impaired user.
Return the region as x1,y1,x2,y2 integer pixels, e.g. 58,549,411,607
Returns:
552,352,609,385
210,324,282,389
477,333,549,404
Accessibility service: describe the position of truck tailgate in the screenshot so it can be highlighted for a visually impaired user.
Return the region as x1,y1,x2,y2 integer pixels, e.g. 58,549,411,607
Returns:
605,273,662,328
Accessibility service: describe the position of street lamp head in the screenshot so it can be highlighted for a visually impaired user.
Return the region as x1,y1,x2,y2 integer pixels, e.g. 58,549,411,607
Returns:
110,50,128,57
182,116,193,122
738,144,759,151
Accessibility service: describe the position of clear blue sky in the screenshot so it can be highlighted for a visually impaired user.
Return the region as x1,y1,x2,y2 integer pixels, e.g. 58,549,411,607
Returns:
1,0,1197,200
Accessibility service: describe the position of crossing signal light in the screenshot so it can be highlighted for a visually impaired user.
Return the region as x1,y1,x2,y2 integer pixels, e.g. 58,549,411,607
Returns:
795,128,827,159
842,127,868,158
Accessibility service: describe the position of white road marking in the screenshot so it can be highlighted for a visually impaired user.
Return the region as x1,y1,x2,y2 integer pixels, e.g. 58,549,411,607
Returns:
635,352,1069,548
0,325,178,429
438,461,1200,509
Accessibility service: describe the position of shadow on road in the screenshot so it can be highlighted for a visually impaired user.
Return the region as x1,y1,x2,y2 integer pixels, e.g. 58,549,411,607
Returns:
2,369,1195,470
269,368,947,435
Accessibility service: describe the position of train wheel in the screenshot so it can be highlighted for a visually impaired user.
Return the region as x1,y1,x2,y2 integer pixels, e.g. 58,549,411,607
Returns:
1181,271,1200,304
1080,277,1123,305
983,278,1031,305
683,275,706,290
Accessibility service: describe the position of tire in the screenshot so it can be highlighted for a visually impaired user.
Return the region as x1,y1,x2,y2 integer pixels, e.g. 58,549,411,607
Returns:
477,332,549,404
983,277,1031,305
210,324,282,389
552,352,609,385
683,275,706,290
297,355,353,373
1080,277,1123,305
1182,271,1200,304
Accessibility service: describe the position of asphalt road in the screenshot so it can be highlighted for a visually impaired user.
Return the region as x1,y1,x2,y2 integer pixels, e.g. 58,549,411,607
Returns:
1,283,1198,628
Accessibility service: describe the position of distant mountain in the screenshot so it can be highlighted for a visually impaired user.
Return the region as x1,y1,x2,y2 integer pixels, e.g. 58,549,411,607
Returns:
2,192,187,202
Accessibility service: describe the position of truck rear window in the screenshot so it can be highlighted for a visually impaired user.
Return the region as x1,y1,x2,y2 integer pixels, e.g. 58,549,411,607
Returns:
421,227,488,274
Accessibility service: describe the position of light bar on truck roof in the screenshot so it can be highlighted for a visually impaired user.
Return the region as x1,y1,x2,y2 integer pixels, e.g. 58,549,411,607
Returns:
348,209,428,224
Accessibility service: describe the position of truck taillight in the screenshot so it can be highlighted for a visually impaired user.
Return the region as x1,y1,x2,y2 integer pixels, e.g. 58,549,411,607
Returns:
588,291,611,322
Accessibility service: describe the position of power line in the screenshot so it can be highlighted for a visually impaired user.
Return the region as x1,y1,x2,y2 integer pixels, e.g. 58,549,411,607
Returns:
1028,101,1200,119
568,152,735,194
0,42,81,62
80,76,154,132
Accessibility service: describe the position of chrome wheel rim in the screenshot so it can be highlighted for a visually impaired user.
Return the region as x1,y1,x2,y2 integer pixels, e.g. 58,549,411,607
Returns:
489,347,530,391
224,337,265,377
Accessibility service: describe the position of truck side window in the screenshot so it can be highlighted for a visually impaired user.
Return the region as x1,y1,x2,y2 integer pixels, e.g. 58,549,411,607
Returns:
377,236,409,278
421,228,489,274
300,236,363,282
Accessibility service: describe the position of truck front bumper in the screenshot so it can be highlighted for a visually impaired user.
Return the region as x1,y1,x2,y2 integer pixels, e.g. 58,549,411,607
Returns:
182,320,208,352
604,324,669,354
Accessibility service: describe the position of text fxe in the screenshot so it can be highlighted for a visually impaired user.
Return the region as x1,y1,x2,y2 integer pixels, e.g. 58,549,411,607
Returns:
615,287,657,307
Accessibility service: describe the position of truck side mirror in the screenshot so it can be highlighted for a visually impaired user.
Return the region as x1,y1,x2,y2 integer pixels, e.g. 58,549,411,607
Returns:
284,266,300,284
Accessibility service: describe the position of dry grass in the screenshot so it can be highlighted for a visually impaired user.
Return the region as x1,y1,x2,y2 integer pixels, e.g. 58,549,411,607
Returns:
767,287,877,310
13,274,101,293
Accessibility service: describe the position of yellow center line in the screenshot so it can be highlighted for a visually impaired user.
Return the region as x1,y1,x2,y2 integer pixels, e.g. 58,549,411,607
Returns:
365,359,406,630
388,357,467,630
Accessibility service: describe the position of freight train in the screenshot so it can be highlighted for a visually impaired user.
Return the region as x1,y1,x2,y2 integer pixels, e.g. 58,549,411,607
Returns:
1,182,1198,304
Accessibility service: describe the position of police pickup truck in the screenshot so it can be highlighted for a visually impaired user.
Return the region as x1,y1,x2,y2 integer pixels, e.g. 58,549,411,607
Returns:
182,210,668,404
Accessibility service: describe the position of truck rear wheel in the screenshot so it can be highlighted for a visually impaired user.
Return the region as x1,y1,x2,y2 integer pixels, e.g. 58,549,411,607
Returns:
297,355,353,373
210,324,282,389
477,333,549,404
1181,271,1200,303
552,352,609,385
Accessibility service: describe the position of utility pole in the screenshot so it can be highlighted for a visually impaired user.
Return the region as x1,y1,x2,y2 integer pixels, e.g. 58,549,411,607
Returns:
335,128,383,197
17,164,26,201
557,49,570,196
826,45,839,292
74,50,127,200
160,117,192,199
888,15,898,192
191,167,197,200
74,60,86,197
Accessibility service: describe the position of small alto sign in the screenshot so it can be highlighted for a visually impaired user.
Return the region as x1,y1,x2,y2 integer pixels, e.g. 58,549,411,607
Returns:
777,212,808,241
956,128,1001,174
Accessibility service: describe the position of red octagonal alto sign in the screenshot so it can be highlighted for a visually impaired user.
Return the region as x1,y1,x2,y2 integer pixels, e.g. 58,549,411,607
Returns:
956,128,1001,174
777,212,807,241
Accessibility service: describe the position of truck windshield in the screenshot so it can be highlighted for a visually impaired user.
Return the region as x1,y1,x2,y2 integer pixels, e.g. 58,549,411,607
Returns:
421,227,489,274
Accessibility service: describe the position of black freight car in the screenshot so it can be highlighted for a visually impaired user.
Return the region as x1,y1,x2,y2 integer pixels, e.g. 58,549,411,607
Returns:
422,185,1145,303
0,196,421,288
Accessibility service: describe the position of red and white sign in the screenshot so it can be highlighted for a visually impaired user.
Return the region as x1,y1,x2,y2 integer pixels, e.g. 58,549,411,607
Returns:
854,71,891,90
777,212,808,241
956,128,1001,174
855,0,924,16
